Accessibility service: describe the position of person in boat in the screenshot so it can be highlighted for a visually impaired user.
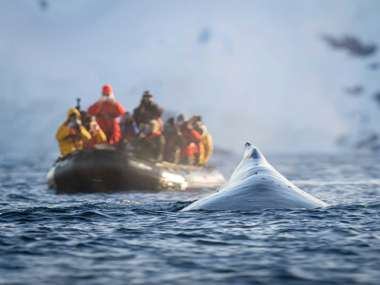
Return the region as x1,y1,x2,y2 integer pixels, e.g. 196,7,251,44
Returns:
193,117,213,166
175,113,186,146
133,91,165,160
87,84,126,145
55,108,92,157
84,117,107,149
179,116,203,165
133,90,163,127
136,119,164,160
120,112,139,145
163,117,182,163
80,112,92,131
176,114,186,128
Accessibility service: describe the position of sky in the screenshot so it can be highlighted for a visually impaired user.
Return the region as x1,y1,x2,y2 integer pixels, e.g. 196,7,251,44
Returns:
0,0,379,156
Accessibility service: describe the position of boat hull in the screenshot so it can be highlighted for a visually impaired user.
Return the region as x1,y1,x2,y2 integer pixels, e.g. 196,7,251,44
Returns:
48,149,225,194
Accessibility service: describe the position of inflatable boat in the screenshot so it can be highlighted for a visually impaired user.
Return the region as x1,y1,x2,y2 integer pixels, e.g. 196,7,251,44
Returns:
47,148,225,194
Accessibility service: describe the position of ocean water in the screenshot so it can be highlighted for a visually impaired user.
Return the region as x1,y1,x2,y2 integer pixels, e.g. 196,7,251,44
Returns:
0,151,380,285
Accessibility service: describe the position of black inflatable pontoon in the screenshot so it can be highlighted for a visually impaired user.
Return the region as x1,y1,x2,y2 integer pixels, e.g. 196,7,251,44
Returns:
47,148,225,194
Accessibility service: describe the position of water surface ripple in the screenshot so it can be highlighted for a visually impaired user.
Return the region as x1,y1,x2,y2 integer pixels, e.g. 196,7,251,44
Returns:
0,153,379,284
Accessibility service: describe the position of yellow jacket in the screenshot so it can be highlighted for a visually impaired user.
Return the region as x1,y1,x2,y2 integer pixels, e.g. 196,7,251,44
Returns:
88,128,107,147
56,108,92,157
199,132,213,166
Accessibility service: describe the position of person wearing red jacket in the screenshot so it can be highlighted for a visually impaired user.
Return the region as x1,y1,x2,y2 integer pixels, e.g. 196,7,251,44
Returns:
179,117,202,165
87,84,126,145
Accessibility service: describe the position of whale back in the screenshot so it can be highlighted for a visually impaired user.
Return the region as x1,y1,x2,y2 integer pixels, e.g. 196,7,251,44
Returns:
182,143,328,211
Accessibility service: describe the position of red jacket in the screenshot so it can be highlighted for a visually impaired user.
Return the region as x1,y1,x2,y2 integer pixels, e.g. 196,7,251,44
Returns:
180,128,202,158
88,100,126,144
182,128,202,144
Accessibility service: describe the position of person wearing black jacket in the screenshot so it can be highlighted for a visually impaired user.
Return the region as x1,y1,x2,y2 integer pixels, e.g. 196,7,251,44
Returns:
133,90,163,127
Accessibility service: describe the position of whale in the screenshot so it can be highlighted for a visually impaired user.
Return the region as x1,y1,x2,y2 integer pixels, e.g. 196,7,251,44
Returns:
182,143,328,211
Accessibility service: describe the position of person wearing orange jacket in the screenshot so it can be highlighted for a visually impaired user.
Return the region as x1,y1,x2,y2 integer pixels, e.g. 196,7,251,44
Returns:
87,84,126,145
179,117,202,165
56,108,92,157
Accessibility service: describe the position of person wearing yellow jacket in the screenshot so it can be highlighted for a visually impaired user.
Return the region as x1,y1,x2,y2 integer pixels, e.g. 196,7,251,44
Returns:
194,118,213,166
56,108,91,157
199,131,213,166
84,117,107,149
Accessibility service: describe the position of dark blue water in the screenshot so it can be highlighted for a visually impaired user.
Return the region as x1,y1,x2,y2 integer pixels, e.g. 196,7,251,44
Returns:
1,152,380,285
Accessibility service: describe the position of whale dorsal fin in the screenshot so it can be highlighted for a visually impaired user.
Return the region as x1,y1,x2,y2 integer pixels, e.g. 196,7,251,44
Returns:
229,142,265,182
244,142,261,160
242,142,269,166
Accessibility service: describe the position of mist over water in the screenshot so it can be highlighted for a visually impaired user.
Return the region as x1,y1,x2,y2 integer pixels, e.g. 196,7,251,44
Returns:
2,3,380,284
1,0,380,156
